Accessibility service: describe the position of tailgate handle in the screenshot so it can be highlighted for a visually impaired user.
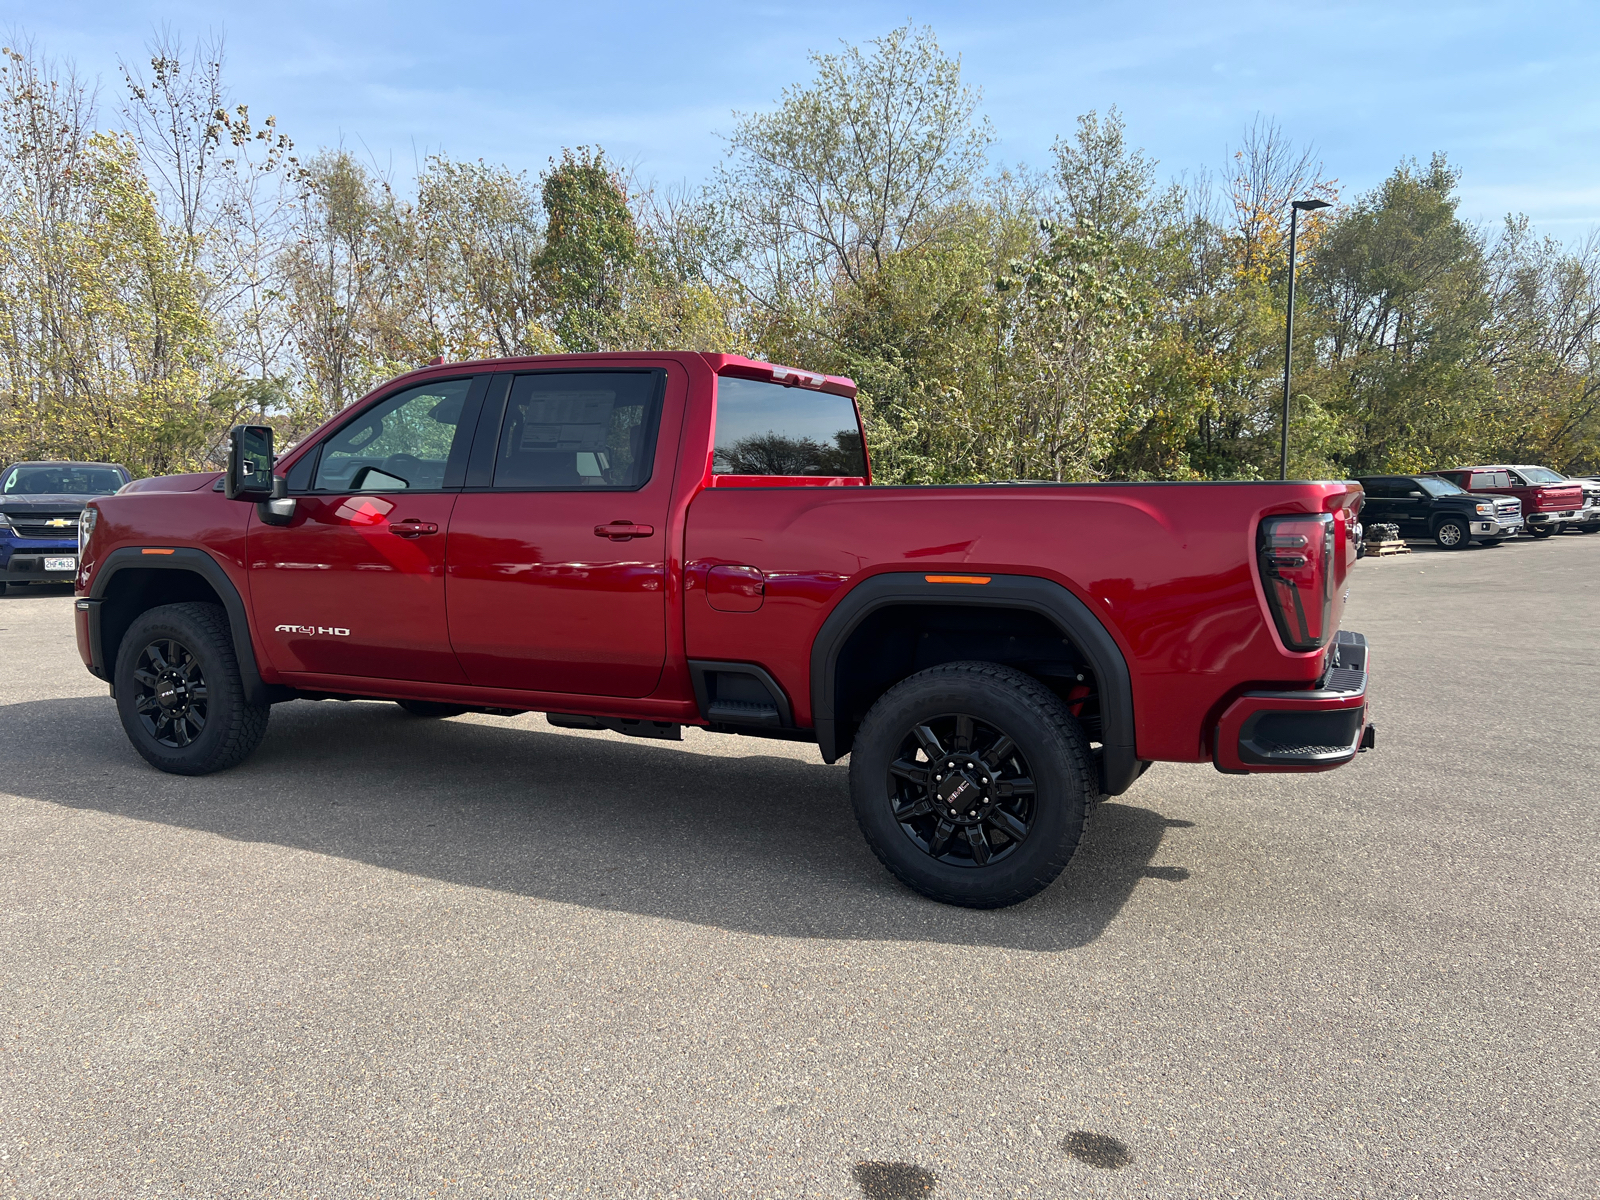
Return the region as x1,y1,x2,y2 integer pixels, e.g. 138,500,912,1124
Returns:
594,521,655,541
388,521,440,537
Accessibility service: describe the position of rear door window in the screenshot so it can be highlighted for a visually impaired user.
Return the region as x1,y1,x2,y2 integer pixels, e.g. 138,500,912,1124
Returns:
489,371,664,490
712,376,865,477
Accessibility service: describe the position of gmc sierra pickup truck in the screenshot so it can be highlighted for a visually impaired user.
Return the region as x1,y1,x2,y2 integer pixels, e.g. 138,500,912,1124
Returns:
1430,465,1585,537
73,353,1374,907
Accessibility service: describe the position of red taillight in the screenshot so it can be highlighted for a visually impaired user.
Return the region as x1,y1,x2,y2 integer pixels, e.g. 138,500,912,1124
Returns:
1258,513,1334,652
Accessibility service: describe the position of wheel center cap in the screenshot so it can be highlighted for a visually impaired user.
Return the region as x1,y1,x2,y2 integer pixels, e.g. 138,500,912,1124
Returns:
934,762,990,821
156,677,182,708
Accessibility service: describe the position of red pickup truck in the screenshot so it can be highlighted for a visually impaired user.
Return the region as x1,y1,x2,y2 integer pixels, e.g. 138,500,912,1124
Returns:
1430,465,1585,537
73,353,1373,907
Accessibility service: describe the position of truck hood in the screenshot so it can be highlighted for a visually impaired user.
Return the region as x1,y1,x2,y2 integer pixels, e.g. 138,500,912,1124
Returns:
0,494,111,512
1470,493,1522,511
117,472,222,494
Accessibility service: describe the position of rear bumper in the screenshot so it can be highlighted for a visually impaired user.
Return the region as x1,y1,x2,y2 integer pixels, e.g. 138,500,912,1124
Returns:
1214,631,1373,774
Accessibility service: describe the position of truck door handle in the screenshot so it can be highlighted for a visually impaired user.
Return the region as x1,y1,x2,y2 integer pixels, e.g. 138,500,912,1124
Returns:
389,521,440,537
594,521,655,541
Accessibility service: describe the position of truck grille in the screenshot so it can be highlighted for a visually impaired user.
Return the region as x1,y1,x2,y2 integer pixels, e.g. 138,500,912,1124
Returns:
5,512,80,539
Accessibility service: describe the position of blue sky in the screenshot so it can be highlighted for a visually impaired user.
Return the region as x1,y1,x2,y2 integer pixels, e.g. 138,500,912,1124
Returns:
13,1,1600,239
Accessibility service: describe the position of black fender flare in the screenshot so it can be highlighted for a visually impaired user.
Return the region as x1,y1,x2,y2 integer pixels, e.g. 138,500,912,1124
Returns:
808,572,1143,795
86,546,279,705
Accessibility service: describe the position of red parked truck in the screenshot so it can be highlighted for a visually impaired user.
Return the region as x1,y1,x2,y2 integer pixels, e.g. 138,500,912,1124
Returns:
73,353,1374,907
1429,465,1585,538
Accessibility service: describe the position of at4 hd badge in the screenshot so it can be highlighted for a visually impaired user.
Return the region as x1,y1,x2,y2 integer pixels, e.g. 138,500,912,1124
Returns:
274,624,351,636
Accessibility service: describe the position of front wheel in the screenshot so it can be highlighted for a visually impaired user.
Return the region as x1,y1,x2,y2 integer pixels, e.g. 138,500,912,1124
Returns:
114,602,270,775
1531,526,1556,539
848,661,1098,908
1434,517,1471,549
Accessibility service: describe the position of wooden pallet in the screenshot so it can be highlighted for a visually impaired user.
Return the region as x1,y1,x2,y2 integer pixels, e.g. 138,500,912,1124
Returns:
1366,541,1412,557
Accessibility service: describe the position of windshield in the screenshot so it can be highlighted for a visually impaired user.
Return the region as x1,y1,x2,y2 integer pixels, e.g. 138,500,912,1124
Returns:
1418,477,1465,496
1517,467,1566,484
2,465,126,496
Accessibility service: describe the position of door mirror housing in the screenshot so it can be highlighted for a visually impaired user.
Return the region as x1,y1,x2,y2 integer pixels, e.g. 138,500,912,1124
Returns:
226,425,274,499
1408,491,1424,498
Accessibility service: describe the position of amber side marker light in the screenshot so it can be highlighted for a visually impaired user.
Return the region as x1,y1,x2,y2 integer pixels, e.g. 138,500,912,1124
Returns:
141,548,175,555
925,574,991,584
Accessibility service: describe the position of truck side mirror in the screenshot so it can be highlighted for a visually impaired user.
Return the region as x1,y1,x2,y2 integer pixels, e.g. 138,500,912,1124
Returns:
225,425,274,500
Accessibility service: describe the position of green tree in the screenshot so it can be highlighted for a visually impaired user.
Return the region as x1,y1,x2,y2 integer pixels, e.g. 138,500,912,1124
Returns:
536,147,640,352
282,150,411,429
1304,154,1492,473
720,24,992,320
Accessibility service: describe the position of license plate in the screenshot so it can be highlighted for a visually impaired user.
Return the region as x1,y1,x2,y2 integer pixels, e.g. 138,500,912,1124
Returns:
44,556,76,572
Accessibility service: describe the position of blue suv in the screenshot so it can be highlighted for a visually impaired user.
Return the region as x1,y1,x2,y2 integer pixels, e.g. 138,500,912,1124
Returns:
1,461,130,593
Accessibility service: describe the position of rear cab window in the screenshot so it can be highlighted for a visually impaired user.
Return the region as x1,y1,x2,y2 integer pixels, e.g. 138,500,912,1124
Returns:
712,376,866,483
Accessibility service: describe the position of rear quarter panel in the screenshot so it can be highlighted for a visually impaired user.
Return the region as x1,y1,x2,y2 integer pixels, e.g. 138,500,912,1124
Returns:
683,481,1360,762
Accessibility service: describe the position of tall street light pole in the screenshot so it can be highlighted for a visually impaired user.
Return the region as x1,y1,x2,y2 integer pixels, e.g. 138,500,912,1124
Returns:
1281,198,1331,479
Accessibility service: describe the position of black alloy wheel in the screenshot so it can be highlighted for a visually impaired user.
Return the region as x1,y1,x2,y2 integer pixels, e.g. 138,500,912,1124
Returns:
849,661,1097,908
886,714,1036,869
114,602,270,775
132,636,209,747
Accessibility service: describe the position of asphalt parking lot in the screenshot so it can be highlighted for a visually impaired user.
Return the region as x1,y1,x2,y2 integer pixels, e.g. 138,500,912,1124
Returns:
2,535,1596,1199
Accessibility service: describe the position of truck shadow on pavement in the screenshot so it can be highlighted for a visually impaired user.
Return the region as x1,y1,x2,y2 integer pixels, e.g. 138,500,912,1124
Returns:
2,695,1190,953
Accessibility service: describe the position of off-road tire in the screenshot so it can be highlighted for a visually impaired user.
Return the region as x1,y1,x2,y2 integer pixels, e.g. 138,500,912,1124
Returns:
395,700,469,718
1434,517,1471,549
849,661,1098,909
114,602,270,775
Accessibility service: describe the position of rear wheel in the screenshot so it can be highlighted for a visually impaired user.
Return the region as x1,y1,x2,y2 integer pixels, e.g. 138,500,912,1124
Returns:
395,700,469,718
848,661,1097,909
1434,517,1471,549
114,602,270,775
